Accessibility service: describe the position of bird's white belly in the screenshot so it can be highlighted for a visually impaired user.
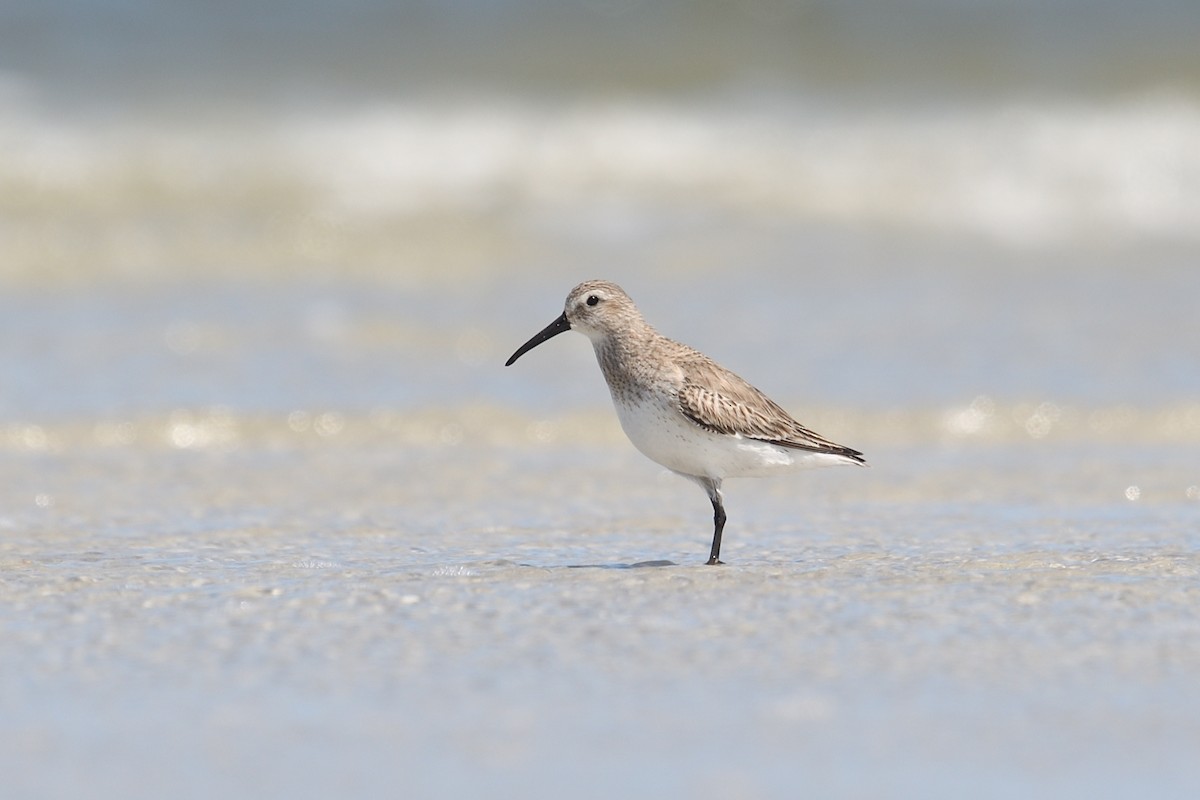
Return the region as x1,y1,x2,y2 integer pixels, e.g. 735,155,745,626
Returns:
611,394,847,480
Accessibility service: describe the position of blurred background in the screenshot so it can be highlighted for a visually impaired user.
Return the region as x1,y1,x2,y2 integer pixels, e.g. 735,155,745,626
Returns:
2,0,1198,426
3,3,1200,799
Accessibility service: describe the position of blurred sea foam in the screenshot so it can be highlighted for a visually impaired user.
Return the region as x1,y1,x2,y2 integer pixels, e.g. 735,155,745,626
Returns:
3,94,1199,283
3,0,1200,285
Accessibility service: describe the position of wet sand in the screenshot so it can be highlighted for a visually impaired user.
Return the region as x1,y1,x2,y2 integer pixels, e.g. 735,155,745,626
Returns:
3,418,1198,798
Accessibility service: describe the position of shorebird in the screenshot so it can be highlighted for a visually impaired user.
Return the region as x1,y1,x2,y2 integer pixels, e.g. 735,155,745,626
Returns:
505,279,865,564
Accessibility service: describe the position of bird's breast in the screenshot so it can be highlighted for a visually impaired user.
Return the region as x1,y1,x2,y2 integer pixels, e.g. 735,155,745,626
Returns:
609,392,801,479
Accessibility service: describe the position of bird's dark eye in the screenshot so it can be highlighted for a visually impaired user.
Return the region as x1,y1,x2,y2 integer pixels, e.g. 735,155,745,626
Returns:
586,295,600,306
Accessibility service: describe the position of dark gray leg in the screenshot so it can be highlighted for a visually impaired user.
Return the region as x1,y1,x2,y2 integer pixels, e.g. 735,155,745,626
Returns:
702,479,726,565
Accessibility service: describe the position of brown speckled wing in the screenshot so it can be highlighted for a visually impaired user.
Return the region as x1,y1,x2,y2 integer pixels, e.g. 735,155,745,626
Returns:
677,365,865,461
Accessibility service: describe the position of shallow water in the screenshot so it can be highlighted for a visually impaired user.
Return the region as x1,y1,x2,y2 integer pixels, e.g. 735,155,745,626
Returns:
4,2,1200,798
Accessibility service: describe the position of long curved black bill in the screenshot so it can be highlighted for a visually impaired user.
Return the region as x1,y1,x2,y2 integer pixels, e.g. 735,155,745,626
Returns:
505,312,571,366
